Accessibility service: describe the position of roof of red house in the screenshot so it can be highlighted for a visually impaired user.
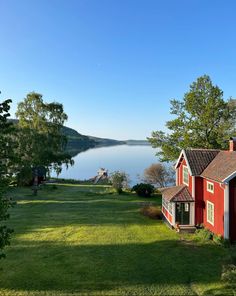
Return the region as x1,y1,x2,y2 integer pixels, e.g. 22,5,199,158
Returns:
161,185,194,202
201,151,236,182
184,149,220,176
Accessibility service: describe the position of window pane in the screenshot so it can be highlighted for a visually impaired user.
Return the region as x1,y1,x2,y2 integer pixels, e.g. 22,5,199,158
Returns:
183,167,188,184
207,201,214,225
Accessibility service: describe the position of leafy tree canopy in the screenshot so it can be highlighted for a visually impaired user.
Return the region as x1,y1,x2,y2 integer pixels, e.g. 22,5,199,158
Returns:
148,75,236,161
0,97,15,258
16,92,73,181
109,171,129,194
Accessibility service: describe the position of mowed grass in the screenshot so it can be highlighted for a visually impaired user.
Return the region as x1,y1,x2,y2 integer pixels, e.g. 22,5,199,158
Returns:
0,184,233,295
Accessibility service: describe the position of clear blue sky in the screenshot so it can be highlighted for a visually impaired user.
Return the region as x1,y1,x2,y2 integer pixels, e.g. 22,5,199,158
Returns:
1,0,236,140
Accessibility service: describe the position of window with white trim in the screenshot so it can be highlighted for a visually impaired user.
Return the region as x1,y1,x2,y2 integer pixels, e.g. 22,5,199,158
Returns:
207,201,214,225
162,198,173,214
168,202,173,214
184,203,189,212
207,181,214,193
162,198,167,209
183,166,189,185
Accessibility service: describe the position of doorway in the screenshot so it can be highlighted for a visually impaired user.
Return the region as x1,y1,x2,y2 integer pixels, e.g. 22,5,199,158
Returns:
176,202,190,225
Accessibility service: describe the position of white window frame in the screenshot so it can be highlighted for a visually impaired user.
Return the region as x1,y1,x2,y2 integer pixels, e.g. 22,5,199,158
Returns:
207,201,214,226
207,181,214,193
183,165,189,185
162,198,173,215
184,203,189,212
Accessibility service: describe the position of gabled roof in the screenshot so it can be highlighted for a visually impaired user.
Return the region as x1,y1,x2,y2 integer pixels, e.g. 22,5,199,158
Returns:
201,151,236,183
175,149,220,176
161,185,194,202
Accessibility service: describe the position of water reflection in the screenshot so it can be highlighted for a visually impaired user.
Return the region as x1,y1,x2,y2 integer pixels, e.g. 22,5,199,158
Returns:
53,145,158,185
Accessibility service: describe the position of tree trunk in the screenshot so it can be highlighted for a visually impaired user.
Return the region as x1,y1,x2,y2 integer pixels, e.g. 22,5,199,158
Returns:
33,170,38,196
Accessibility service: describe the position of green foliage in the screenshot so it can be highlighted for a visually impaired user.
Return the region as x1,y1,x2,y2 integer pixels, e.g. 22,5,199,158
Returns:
213,234,225,246
109,171,129,194
195,227,213,241
221,264,236,284
212,234,231,247
148,75,236,161
196,228,231,247
16,166,33,186
0,97,15,258
231,250,236,265
15,92,74,186
221,248,236,292
132,183,155,197
140,205,162,219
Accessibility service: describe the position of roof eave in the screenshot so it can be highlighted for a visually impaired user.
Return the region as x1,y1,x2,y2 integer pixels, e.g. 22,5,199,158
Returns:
174,150,184,169
174,149,193,176
182,150,193,176
223,171,236,183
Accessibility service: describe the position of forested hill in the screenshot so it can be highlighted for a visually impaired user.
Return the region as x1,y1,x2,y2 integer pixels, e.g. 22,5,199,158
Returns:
10,119,149,156
61,126,125,156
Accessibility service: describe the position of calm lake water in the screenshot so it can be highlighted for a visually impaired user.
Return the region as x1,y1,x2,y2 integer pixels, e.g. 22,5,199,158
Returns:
53,145,158,185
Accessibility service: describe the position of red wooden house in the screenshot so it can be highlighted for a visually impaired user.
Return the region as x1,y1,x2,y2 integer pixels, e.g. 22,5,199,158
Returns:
161,138,236,241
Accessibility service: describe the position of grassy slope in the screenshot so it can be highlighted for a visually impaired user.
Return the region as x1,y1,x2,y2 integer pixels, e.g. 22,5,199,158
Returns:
0,185,233,295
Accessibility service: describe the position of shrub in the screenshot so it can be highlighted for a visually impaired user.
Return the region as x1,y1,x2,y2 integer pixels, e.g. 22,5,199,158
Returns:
221,264,236,284
231,251,236,265
17,166,33,186
109,171,129,194
223,239,231,248
132,183,155,197
213,234,224,246
195,227,213,241
140,206,162,220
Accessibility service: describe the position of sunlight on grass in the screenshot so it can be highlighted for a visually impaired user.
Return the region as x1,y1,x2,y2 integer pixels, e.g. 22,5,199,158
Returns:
0,184,233,296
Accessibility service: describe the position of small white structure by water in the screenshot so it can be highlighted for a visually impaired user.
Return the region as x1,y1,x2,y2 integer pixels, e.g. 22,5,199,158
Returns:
93,168,108,183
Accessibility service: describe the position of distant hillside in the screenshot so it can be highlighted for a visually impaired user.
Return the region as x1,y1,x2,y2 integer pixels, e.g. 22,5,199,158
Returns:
61,126,96,156
61,126,125,156
10,119,148,156
126,140,150,145
87,135,126,147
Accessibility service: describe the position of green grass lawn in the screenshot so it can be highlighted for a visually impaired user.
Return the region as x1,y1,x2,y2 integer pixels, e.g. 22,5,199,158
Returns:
0,184,235,295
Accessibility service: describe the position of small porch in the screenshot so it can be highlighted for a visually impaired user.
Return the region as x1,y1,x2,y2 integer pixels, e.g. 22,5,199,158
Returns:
160,185,195,230
176,225,196,233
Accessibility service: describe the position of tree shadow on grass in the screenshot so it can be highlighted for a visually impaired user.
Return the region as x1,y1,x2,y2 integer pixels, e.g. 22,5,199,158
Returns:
0,239,228,294
8,195,162,236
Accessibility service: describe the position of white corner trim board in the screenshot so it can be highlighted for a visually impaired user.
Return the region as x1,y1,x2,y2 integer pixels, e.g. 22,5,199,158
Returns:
224,184,229,239
174,150,193,176
192,176,195,225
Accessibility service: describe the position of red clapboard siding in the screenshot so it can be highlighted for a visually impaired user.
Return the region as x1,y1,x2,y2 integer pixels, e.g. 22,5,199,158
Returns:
178,158,193,193
162,206,173,224
203,178,224,237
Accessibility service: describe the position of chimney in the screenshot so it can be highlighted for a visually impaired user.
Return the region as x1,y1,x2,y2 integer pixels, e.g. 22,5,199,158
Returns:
229,137,236,152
